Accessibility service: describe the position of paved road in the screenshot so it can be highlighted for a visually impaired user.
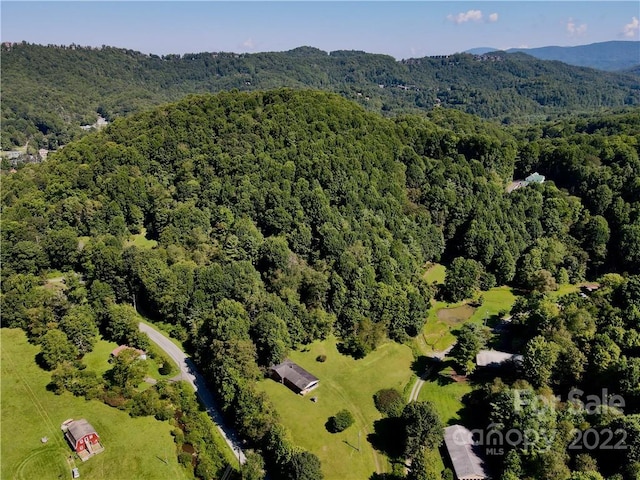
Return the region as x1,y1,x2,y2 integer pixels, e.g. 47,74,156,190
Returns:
408,343,456,402
139,322,247,464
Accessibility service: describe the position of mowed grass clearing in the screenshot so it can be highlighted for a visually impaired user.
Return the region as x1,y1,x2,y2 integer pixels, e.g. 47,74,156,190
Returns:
423,263,446,285
1,328,192,480
124,228,158,249
82,338,175,382
417,364,472,424
416,286,518,354
257,337,413,480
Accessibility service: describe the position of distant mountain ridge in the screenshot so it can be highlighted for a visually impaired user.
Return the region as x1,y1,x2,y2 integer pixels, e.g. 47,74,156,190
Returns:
466,41,639,71
2,42,639,149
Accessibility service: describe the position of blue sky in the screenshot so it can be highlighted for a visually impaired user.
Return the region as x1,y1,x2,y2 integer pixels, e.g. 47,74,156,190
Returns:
1,2,638,58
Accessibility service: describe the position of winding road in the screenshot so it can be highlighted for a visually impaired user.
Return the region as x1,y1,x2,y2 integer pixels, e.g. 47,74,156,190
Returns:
139,322,247,464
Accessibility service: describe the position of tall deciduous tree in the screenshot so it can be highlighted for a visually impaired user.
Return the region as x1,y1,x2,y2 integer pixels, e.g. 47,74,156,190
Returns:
402,401,443,459
39,329,78,370
450,323,489,375
443,257,481,302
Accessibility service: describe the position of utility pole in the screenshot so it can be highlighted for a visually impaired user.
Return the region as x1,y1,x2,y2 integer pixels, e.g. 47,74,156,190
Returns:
358,430,361,453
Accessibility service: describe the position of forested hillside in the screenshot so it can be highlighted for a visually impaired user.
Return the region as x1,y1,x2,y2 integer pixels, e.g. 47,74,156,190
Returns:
2,90,639,479
2,42,639,150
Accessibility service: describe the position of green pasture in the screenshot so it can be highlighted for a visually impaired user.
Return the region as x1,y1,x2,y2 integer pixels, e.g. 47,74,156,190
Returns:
1,328,191,480
257,337,414,480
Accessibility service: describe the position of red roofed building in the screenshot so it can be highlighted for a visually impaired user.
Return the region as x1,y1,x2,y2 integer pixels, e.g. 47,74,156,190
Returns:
62,419,104,461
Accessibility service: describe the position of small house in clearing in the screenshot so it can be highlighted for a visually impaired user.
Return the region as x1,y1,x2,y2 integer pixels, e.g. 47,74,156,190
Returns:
62,419,104,461
271,360,319,395
111,345,147,360
443,425,489,480
524,172,545,184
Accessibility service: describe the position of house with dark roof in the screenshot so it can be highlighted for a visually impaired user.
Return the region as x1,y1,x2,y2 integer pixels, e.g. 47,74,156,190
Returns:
61,419,104,461
271,360,319,395
443,425,489,480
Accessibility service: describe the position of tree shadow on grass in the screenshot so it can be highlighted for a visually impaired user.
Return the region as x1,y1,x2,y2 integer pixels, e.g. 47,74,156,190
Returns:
367,417,405,458
412,355,449,379
411,355,430,376
370,473,406,480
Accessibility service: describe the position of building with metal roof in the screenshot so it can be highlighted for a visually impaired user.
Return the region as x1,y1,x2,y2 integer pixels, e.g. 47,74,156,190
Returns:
443,425,489,480
271,359,319,395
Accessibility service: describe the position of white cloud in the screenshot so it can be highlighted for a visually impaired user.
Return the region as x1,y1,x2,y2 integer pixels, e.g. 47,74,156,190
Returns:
488,13,499,23
447,10,483,24
566,18,587,37
622,16,639,38
242,38,255,50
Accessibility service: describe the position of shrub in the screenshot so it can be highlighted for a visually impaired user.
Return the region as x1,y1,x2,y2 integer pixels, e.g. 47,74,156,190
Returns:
316,355,327,362
159,361,174,376
178,451,193,467
373,388,404,417
327,409,354,433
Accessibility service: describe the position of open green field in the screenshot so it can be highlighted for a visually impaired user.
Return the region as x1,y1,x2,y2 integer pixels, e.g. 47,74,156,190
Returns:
416,286,518,354
417,364,473,424
1,328,192,480
257,337,414,480
468,286,517,325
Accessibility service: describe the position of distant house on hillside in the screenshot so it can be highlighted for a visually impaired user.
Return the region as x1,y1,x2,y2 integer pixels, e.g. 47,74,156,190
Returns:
271,359,319,395
476,350,523,368
443,424,489,480
61,419,104,461
580,283,600,294
507,172,546,193
111,345,147,360
524,172,545,184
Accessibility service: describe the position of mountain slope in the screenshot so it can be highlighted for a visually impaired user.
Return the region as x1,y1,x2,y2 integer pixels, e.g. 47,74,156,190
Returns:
506,40,640,71
2,42,639,150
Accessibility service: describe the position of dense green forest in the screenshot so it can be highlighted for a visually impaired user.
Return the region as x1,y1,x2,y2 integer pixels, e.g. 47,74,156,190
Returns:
2,89,639,479
2,42,640,150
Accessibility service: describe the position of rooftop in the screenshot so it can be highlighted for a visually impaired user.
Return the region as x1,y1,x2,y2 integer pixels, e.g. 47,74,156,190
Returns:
476,350,523,367
443,425,489,480
65,419,98,443
271,359,319,392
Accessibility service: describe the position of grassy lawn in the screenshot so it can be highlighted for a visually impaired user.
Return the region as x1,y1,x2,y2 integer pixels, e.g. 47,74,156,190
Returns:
423,263,446,285
82,339,120,376
417,364,472,424
257,337,414,480
125,228,157,249
548,283,580,299
415,286,518,355
82,338,174,382
468,286,517,325
415,363,474,476
1,328,192,480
